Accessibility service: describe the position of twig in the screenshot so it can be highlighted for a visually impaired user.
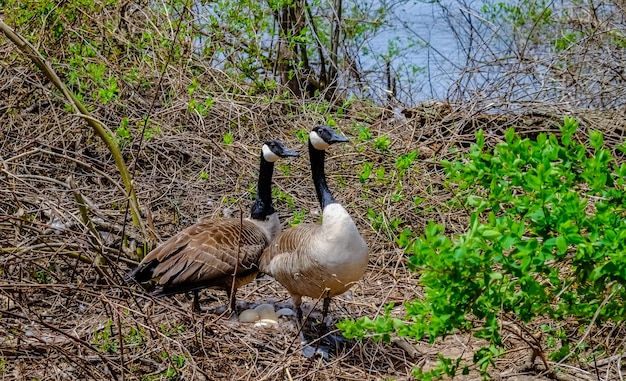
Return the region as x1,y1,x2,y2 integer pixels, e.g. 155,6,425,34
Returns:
0,18,146,241
0,309,122,381
230,204,244,312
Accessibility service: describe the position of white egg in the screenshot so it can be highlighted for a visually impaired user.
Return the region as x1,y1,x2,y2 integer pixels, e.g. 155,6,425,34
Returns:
254,318,279,328
238,309,260,323
254,304,278,320
276,308,295,317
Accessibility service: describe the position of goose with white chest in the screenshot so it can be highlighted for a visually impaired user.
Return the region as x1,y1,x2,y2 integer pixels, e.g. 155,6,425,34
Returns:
259,125,369,326
126,140,299,312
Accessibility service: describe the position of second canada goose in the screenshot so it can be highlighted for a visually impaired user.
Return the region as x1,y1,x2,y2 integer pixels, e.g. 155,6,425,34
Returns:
259,125,368,326
127,140,299,312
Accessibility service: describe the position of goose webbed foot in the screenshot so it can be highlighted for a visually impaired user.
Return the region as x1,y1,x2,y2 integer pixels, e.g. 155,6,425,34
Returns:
301,343,330,359
300,329,351,359
320,329,351,350
300,330,330,359
298,313,351,358
211,303,241,319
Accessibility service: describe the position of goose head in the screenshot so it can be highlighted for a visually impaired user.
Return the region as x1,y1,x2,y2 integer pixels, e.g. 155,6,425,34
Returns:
309,125,350,150
262,139,299,161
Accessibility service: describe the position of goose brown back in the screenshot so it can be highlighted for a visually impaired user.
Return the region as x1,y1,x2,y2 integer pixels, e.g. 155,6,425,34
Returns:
137,218,271,296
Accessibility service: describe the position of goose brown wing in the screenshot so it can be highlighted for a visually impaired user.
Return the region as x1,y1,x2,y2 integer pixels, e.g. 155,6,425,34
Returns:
128,218,269,295
258,223,319,272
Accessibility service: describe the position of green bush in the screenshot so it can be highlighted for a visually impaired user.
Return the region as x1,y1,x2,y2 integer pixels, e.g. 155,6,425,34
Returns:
339,117,626,378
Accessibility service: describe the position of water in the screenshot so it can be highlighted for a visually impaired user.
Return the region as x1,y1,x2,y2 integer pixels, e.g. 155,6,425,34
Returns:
366,0,626,109
193,0,507,105
192,0,475,105
364,0,479,104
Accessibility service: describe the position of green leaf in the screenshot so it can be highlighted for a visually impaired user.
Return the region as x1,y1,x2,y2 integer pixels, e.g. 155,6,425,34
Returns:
589,130,604,150
482,230,502,240
555,235,568,254
475,129,485,149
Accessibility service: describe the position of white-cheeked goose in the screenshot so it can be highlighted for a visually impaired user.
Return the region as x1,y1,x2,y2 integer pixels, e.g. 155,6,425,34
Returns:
259,126,368,326
127,140,299,312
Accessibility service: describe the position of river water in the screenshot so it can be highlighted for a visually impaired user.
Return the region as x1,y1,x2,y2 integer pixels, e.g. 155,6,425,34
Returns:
364,0,480,104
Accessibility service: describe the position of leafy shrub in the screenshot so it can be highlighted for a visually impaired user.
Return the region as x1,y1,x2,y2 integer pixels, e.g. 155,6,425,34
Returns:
339,117,626,378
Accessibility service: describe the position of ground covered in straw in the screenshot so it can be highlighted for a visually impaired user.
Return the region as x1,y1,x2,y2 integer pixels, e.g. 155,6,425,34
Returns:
2,64,626,380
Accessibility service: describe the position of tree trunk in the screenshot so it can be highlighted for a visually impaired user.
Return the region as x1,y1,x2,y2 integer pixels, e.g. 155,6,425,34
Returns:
274,0,308,97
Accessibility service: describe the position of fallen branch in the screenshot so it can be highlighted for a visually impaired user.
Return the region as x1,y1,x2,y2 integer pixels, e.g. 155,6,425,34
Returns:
0,18,147,247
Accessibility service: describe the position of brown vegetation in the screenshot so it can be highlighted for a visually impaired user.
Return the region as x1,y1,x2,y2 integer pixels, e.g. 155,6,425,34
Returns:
3,59,626,379
2,1,626,379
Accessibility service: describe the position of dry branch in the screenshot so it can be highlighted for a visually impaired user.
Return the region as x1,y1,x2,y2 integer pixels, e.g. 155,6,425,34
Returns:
0,18,146,244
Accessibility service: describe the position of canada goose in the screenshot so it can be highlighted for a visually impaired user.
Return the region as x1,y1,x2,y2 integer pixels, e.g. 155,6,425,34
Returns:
259,125,368,327
126,140,299,312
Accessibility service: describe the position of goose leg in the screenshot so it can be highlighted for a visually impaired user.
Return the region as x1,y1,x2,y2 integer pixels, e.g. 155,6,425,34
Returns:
296,306,303,325
292,295,304,325
292,295,327,358
318,296,349,354
192,290,201,312
226,288,238,314
320,297,331,334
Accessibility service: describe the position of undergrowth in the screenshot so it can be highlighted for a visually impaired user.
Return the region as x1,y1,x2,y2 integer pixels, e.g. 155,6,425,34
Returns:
339,117,626,379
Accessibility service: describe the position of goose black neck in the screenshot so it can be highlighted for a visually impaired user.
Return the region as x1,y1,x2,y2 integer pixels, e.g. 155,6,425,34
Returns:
250,154,275,220
309,140,337,210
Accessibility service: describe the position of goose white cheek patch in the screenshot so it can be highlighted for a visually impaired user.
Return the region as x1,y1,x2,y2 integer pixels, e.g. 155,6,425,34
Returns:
310,131,330,150
262,144,281,162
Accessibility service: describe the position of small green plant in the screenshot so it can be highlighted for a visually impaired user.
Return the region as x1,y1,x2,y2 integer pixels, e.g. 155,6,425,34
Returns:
340,117,626,378
114,118,132,149
272,188,295,208
357,126,372,142
93,318,118,353
554,31,582,51
278,163,291,176
366,208,403,239
390,192,402,202
373,135,391,151
359,162,373,184
159,324,186,338
123,326,146,346
295,128,308,144
543,324,571,361
199,171,209,180
0,356,7,374
223,132,234,145
143,124,161,140
188,97,214,116
375,166,387,184
290,209,306,226
413,196,425,208
395,150,418,174
141,353,186,381
97,77,119,104
366,208,384,231
32,265,53,284
170,354,186,368
222,195,238,205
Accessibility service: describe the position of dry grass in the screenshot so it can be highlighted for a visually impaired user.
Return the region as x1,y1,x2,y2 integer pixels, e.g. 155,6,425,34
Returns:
3,11,626,378
3,75,626,380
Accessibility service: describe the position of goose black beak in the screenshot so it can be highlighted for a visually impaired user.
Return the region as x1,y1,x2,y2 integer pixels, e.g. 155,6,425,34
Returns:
281,147,300,158
327,130,350,144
